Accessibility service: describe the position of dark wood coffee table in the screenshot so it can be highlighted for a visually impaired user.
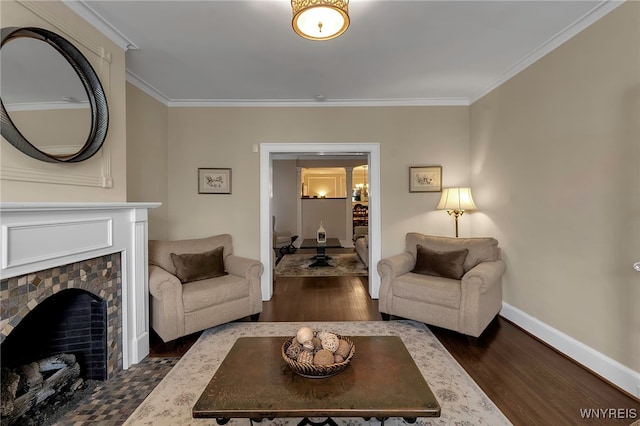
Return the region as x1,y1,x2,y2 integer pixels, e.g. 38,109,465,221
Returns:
192,336,440,424
299,238,342,267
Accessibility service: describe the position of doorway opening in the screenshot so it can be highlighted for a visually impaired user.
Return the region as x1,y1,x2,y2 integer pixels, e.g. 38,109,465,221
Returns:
259,143,381,301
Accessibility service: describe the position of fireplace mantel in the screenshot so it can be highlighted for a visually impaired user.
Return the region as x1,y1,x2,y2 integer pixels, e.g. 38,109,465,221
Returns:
0,202,160,369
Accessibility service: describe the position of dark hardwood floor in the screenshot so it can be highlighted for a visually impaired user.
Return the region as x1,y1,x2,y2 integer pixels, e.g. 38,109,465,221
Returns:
260,275,381,322
150,248,639,425
431,318,639,425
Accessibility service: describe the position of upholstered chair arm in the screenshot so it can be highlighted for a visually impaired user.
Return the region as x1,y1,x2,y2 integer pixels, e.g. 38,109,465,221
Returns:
459,260,506,337
377,252,415,279
149,265,183,299
225,255,262,278
224,255,264,314
461,260,506,294
377,252,415,314
148,265,185,342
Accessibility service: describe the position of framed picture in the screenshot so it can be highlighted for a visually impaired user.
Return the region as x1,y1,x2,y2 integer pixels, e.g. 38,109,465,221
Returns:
198,168,232,194
409,166,442,193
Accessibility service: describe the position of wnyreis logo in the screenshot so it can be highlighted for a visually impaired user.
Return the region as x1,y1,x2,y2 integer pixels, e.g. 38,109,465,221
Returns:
579,408,637,420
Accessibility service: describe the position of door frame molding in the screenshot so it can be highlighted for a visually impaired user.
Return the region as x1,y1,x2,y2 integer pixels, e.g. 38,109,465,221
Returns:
259,143,381,301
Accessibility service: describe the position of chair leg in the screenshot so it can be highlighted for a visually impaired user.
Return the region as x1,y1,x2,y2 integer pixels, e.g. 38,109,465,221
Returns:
250,313,260,322
466,335,479,346
288,235,298,253
380,312,390,321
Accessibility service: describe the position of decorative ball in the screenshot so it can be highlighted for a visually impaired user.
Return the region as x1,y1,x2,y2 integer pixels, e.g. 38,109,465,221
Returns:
297,350,313,364
334,354,345,363
334,339,351,358
302,340,315,352
286,343,302,359
321,333,339,353
316,330,329,340
313,349,334,366
296,327,314,344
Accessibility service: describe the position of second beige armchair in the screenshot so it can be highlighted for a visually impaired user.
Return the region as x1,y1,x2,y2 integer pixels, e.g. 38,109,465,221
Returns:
377,233,505,341
148,234,263,343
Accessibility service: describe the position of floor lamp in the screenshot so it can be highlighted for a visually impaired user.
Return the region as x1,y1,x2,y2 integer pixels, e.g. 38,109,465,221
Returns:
437,188,477,237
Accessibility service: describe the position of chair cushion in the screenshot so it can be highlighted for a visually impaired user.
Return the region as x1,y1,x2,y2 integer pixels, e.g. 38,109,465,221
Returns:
182,274,249,313
170,246,226,284
412,244,468,280
406,233,499,273
393,273,461,309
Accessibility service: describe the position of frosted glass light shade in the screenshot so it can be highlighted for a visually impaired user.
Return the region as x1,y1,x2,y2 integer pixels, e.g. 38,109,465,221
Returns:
292,0,350,41
437,188,478,212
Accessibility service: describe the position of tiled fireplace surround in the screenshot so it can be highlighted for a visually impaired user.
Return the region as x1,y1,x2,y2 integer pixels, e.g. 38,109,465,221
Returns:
1,253,123,377
0,203,159,374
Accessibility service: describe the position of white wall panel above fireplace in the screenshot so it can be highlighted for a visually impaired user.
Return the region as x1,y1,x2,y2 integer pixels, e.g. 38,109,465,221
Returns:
2,217,113,270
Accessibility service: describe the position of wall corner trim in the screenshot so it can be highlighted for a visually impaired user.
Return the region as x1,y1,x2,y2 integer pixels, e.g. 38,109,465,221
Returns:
500,302,640,399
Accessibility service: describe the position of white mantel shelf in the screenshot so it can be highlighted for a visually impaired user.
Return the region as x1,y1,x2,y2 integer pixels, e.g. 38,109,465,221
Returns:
0,202,161,212
0,202,161,369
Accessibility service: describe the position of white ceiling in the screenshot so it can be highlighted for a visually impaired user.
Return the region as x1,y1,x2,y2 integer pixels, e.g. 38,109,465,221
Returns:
66,0,622,106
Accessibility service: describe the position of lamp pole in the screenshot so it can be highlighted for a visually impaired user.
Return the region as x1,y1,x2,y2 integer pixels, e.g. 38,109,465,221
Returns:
447,210,464,238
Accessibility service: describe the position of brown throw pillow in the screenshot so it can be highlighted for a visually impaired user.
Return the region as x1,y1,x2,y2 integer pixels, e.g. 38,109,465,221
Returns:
170,246,227,284
411,244,469,280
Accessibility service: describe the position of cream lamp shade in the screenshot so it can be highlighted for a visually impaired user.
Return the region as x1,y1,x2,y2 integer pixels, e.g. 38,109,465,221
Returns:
436,188,477,212
437,188,477,237
292,0,350,41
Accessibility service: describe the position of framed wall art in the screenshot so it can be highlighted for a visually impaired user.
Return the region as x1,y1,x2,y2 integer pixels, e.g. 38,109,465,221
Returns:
409,166,442,193
198,168,232,194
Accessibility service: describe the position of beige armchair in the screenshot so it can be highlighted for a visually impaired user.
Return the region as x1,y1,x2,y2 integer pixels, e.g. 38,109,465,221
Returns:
148,234,263,342
377,233,505,340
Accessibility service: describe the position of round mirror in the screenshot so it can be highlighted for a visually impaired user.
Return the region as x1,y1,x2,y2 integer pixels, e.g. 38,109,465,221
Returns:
0,27,108,163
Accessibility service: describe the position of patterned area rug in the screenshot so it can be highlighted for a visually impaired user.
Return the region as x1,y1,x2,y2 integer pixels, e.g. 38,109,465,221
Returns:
275,253,368,277
124,321,512,425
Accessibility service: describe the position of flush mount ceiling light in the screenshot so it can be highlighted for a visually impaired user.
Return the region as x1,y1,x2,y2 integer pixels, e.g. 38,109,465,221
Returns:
292,0,350,41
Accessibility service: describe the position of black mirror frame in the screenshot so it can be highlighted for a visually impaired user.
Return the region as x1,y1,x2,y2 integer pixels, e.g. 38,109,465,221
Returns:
0,27,109,163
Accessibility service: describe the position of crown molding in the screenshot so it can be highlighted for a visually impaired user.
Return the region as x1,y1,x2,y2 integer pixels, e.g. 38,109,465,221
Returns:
62,0,139,51
4,101,90,112
469,0,626,104
125,69,468,108
167,98,470,108
126,70,170,106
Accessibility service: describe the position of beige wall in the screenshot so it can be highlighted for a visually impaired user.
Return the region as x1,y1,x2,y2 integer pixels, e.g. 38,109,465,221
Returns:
126,83,169,240
301,198,348,241
166,106,470,259
470,2,640,371
272,160,298,238
0,0,127,202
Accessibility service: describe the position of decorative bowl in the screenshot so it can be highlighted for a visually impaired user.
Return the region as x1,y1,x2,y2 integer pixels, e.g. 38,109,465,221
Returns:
281,335,355,378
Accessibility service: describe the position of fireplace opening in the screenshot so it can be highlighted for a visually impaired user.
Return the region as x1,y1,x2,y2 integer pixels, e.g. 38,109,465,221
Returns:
1,289,107,424
1,288,107,379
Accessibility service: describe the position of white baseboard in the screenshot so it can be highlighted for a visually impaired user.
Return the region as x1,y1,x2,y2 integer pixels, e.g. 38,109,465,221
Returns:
500,302,640,399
